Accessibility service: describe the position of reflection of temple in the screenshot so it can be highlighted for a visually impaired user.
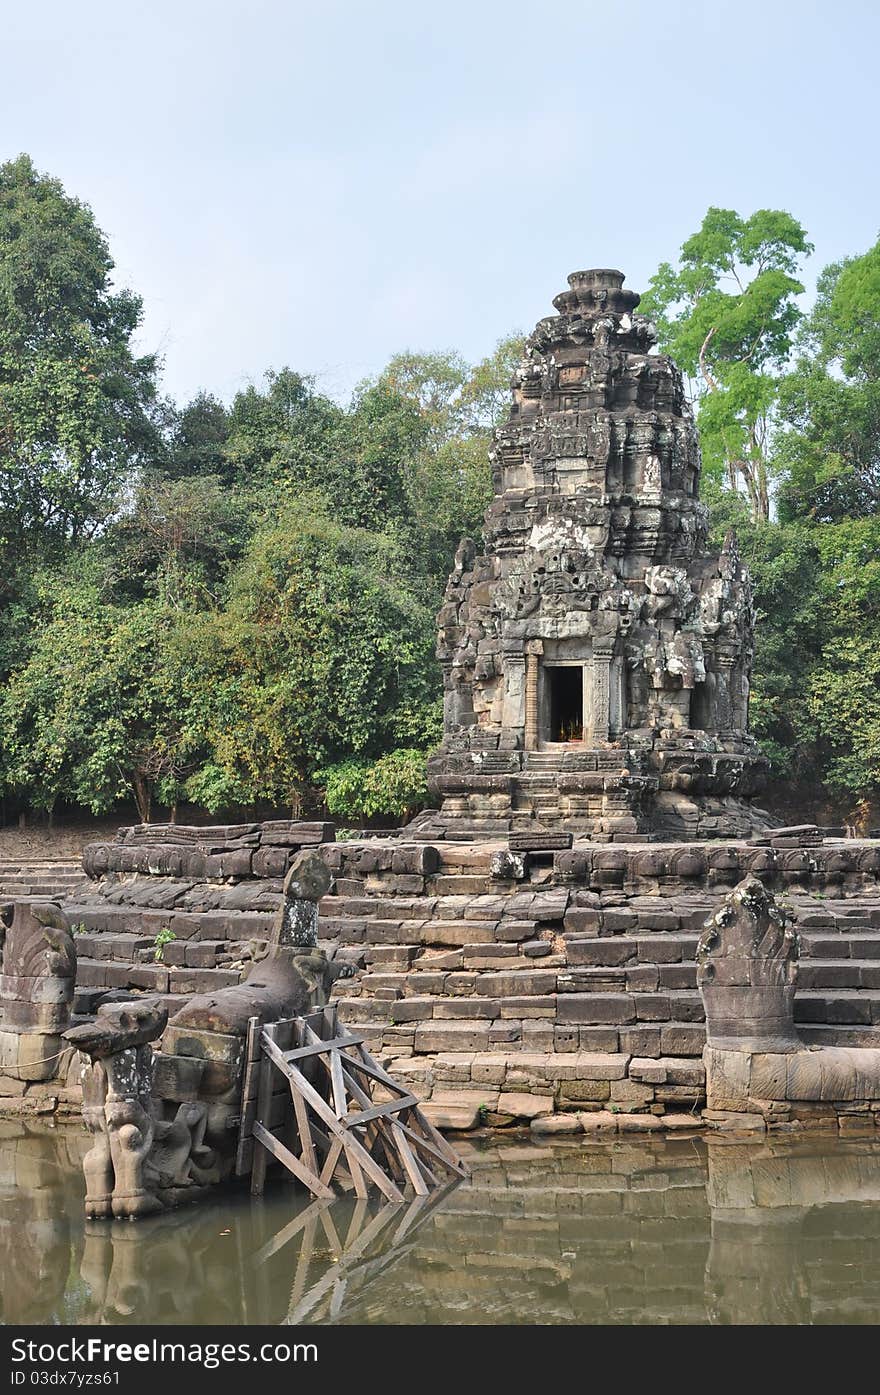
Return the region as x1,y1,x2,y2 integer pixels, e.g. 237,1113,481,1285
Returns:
426,270,769,841
7,1127,880,1326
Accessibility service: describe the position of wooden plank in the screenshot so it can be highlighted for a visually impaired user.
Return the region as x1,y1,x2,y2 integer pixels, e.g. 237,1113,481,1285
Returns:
252,1123,334,1200
342,1094,419,1128
280,1034,365,1063
259,1038,404,1202
329,1048,348,1118
250,1023,276,1195
297,1023,386,1199
235,1016,261,1175
318,1136,343,1188
289,1078,317,1178
302,1021,422,1194
389,1119,430,1196
338,1049,415,1097
395,1116,469,1178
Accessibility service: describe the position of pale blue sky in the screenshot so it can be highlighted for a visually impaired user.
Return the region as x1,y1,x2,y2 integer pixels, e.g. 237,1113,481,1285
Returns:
4,1,879,405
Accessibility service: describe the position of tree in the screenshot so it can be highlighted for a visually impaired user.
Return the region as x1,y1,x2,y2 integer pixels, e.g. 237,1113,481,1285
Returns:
173,497,441,813
0,154,158,556
105,472,247,605
223,368,343,493
640,207,813,520
370,337,524,595
162,392,232,482
0,564,189,822
777,239,880,522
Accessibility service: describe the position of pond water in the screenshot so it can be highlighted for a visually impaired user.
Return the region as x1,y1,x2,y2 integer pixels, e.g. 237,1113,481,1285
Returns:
3,1120,880,1325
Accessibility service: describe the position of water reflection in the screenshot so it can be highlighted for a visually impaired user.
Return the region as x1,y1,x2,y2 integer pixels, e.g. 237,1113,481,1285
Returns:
3,1119,880,1325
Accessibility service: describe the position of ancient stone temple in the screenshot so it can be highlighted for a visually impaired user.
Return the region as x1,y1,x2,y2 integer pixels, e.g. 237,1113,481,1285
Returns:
426,269,769,841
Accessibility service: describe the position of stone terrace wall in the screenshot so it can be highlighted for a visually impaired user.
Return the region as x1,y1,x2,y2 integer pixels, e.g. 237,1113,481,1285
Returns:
57,823,880,1132
318,833,880,1129
65,821,334,1007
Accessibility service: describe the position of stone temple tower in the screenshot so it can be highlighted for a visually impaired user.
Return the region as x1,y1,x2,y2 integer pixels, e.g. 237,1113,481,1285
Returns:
424,269,769,842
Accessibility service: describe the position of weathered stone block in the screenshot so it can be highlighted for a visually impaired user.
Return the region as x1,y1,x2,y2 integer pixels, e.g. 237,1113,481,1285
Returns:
489,1092,552,1123
389,997,435,1023
557,1080,611,1102
620,1026,661,1057
577,1110,619,1133
563,909,601,935
566,939,636,967
433,999,499,1019
474,970,556,997
531,1113,581,1135
634,994,671,1022
414,1022,491,1052
577,1027,621,1052
557,994,635,1025
499,996,556,1019
660,1024,705,1056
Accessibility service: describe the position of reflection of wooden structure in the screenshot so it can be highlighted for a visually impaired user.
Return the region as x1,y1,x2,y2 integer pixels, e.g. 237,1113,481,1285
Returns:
255,1188,453,1324
237,1006,467,1201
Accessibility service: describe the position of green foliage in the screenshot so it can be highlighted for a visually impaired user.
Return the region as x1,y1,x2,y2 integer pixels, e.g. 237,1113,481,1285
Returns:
777,239,880,522
641,207,812,519
152,927,176,962
0,154,158,556
166,499,441,811
318,749,432,820
0,562,189,820
162,392,232,482
15,159,880,829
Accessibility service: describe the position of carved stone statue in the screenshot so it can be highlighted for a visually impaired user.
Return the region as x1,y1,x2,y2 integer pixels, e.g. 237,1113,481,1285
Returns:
66,848,353,1217
699,876,880,1123
697,875,800,1052
0,900,76,1081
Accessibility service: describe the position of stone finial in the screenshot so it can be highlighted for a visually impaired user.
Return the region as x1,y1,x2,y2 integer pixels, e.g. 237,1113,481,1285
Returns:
273,849,334,950
697,876,800,1052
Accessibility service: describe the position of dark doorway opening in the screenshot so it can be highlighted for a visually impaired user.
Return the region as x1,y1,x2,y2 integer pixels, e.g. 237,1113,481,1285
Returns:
547,666,583,742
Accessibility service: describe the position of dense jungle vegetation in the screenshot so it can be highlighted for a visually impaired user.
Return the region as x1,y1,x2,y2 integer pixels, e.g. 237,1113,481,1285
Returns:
1,155,879,827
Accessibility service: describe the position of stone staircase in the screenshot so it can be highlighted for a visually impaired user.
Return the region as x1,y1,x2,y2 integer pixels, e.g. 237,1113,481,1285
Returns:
0,859,83,901
317,845,880,1119
524,751,566,772
21,824,880,1124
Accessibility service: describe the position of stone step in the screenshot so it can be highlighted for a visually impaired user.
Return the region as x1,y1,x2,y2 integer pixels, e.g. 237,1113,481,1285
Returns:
799,1023,880,1048
797,960,880,989
63,902,273,940
431,875,496,895
801,933,880,958
0,879,82,895
794,990,880,1026
73,956,241,995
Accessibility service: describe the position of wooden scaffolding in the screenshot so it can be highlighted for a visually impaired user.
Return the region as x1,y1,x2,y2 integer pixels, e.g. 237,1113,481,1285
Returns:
236,1006,468,1201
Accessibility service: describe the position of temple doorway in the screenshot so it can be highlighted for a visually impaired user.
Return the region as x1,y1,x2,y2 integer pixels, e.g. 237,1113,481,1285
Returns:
546,665,584,742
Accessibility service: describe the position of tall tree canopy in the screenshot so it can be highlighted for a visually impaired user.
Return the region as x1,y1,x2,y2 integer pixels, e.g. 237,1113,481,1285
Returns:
640,207,812,520
777,238,880,522
0,154,158,558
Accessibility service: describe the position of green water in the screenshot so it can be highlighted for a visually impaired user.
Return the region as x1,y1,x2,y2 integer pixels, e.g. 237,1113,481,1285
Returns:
3,1121,880,1325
